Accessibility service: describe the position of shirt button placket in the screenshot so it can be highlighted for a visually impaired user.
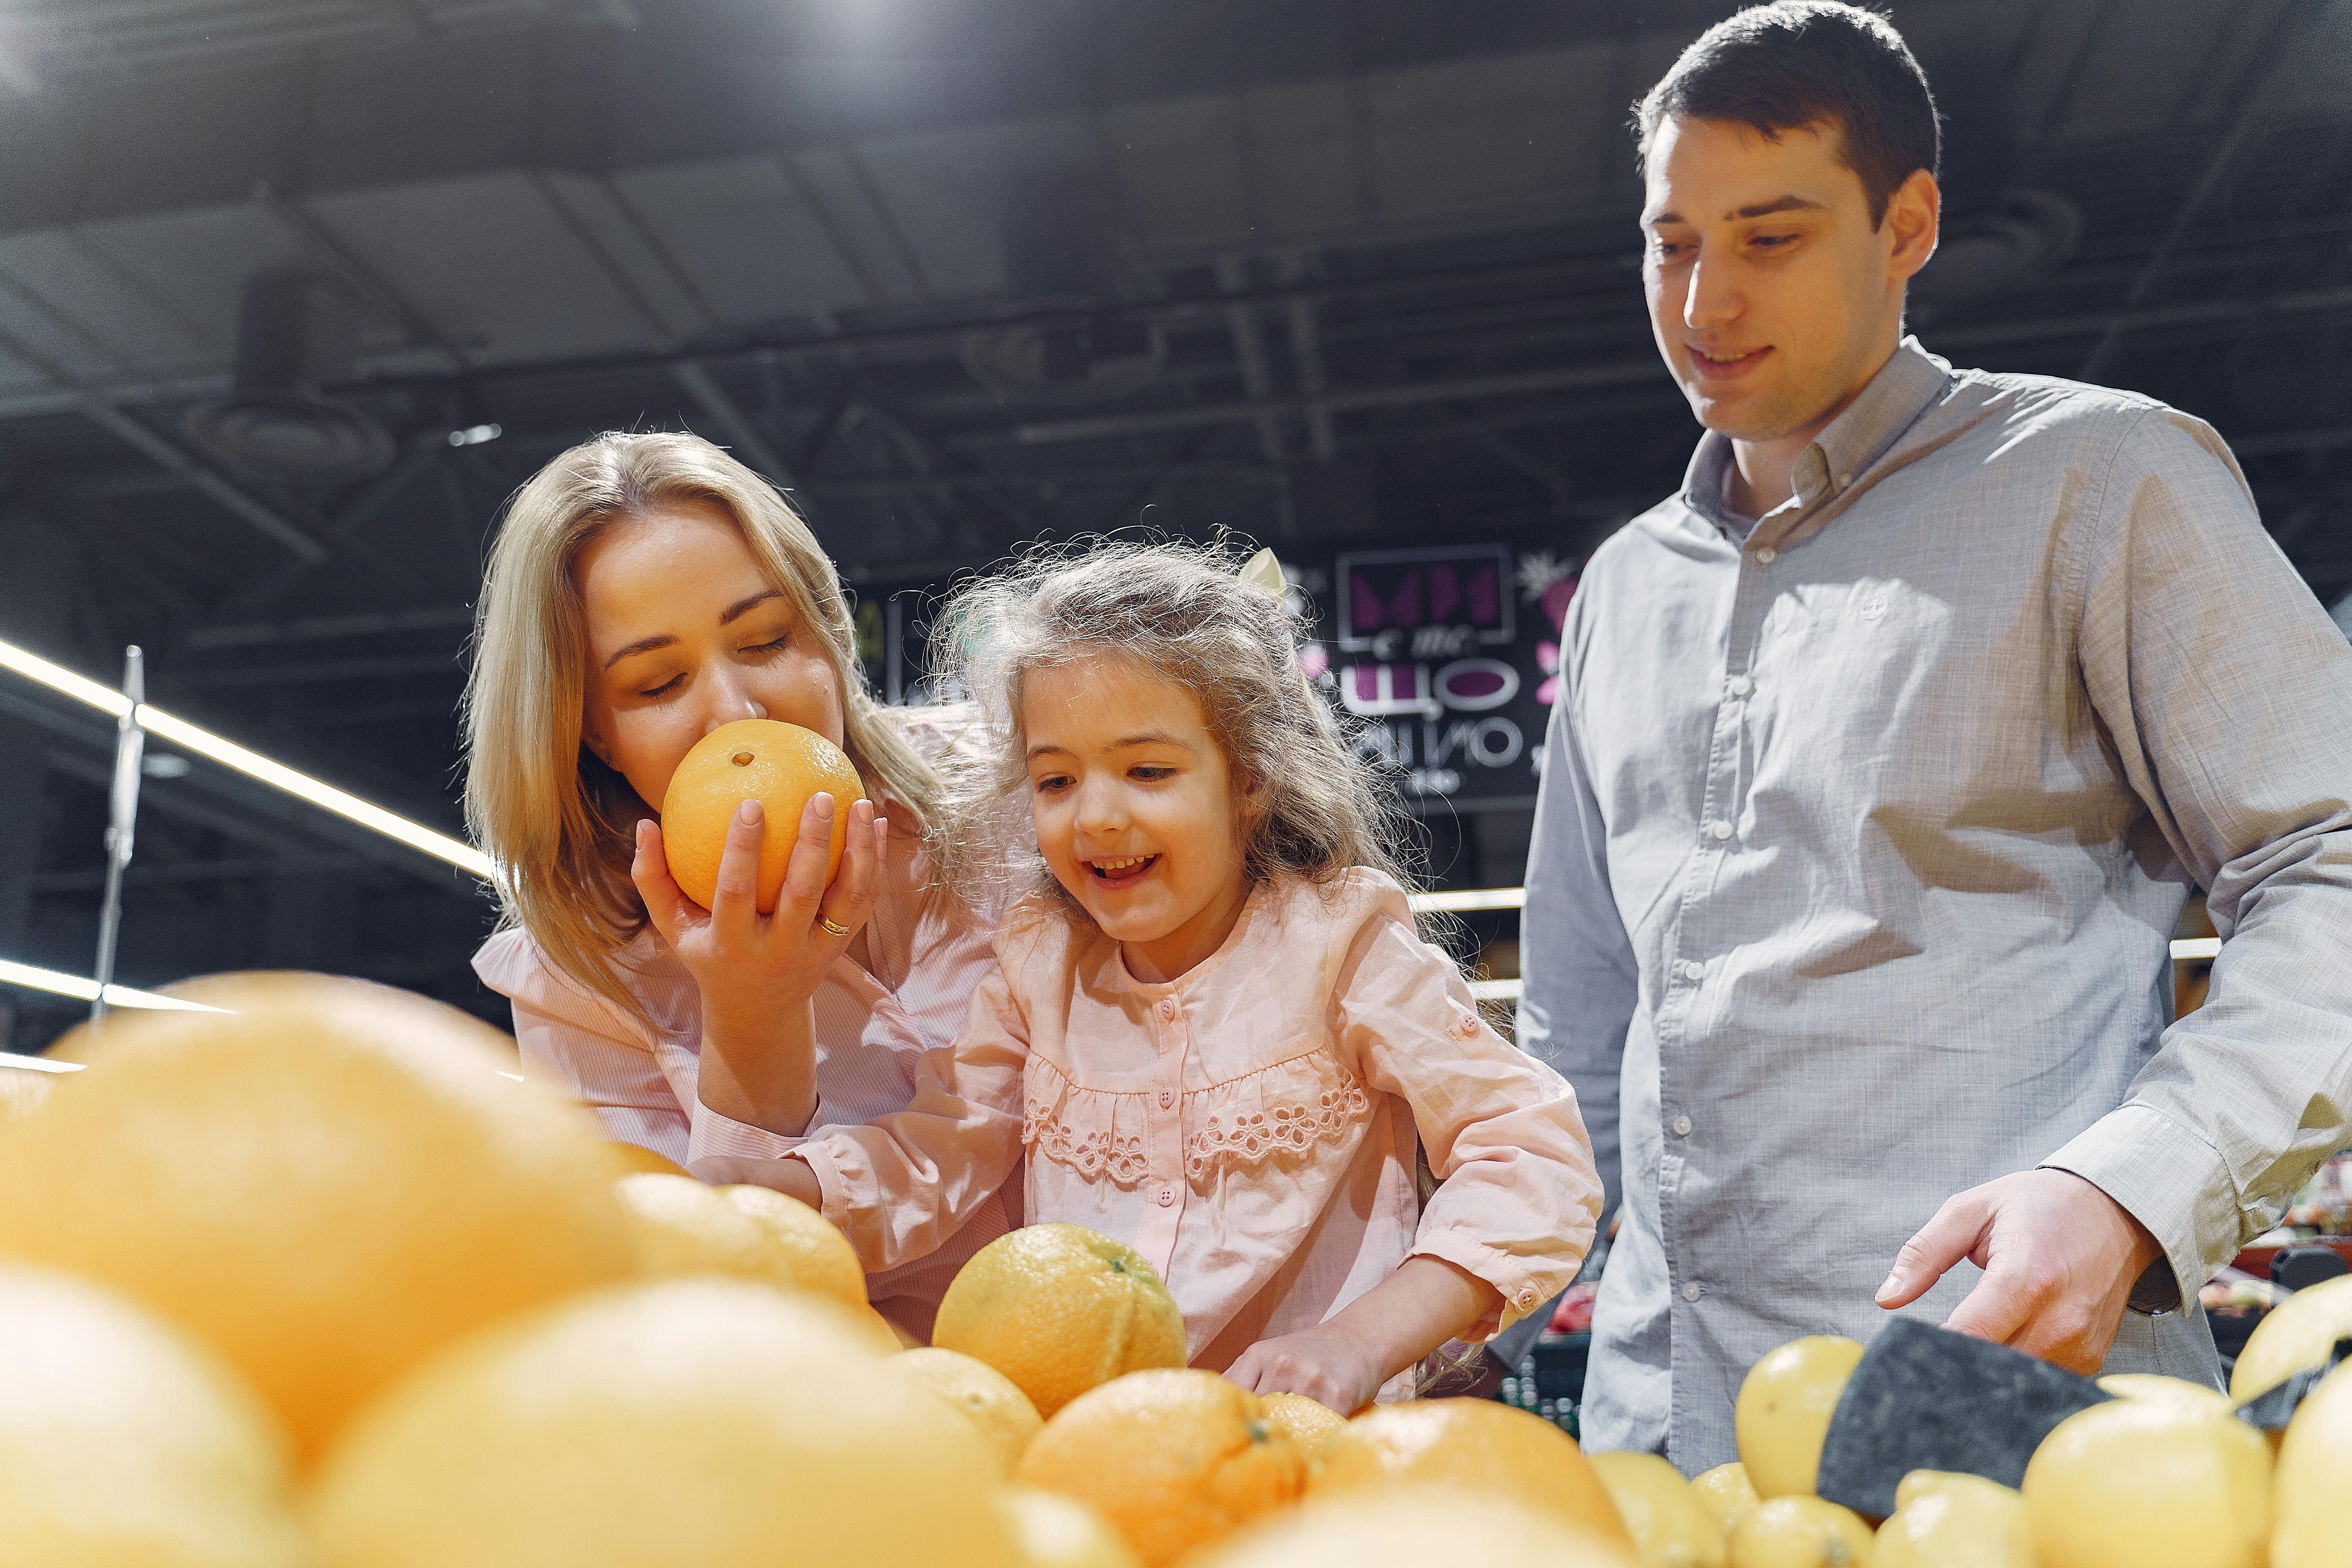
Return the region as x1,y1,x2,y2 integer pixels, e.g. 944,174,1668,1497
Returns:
1140,992,1189,1275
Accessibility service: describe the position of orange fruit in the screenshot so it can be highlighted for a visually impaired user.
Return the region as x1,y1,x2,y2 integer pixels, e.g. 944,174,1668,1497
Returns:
1017,1368,1305,1566
607,1140,691,1178
311,1278,1022,1568
889,1347,1045,1473
1729,1495,1875,1567
0,1062,55,1127
614,1173,895,1351
1190,1486,1640,1567
661,718,865,913
1261,1391,1349,1466
997,1485,1145,1568
0,1262,309,1568
1314,1398,1631,1544
0,974,633,1466
720,1183,869,1310
1590,1449,1728,1567
934,1223,1187,1418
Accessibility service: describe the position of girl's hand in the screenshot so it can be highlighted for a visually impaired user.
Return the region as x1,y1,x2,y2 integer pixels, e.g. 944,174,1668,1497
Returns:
631,792,889,1131
1223,1321,1386,1417
1225,1256,1501,1416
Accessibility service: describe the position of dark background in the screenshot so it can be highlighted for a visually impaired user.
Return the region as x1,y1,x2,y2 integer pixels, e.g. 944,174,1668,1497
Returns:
2,0,2347,1049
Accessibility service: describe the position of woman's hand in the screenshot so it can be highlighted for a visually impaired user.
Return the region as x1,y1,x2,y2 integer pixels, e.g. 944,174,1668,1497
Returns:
632,791,889,1135
1223,1321,1389,1416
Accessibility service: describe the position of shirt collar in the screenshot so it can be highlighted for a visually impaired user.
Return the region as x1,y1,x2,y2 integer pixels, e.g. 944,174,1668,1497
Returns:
1680,336,1953,539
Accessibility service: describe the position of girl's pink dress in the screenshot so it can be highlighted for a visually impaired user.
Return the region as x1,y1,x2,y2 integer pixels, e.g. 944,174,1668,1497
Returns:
794,867,1602,1373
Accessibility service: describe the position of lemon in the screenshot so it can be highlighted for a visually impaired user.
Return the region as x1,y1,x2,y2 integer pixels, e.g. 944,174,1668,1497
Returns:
2096,1372,2231,1412
312,1278,1021,1568
1590,1450,1728,1567
2271,1360,2352,1568
1694,1461,1764,1537
1260,1392,1349,1466
1728,1495,1874,1567
1873,1471,2030,1568
889,1347,1045,1474
2229,1273,2352,1404
1186,1486,1640,1566
0,975,633,1466
998,1485,1145,1568
0,1263,308,1568
1735,1337,1864,1499
2022,1390,2270,1568
935,1223,1187,1419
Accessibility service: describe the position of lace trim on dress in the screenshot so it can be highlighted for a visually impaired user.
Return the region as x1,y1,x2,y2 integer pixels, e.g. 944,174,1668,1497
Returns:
1182,1071,1371,1182
1018,1050,1374,1189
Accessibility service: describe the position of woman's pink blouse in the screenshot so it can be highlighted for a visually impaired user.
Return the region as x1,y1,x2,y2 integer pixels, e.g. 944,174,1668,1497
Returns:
794,868,1601,1367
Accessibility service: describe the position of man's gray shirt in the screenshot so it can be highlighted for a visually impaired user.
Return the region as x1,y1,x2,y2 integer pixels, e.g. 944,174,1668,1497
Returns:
1518,337,2352,1473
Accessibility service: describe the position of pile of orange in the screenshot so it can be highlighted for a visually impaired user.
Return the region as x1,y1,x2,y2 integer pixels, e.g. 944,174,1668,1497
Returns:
9,967,2340,1568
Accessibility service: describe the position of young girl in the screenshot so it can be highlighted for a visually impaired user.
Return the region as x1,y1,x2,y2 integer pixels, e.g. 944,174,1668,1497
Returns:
462,430,1026,1337
770,542,1601,1411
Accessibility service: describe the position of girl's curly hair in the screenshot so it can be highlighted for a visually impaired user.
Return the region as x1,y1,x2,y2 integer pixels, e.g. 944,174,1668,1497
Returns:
928,537,1417,915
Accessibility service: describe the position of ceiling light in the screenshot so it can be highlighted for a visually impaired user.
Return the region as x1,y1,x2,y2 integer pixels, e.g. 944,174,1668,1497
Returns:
0,636,494,880
448,423,502,447
0,958,226,1014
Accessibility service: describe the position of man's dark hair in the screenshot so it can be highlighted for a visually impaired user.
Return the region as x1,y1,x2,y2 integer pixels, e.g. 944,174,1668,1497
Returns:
1635,2,1940,228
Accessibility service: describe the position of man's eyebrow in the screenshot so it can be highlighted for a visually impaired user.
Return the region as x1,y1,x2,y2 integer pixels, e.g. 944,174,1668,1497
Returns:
718,588,785,625
1646,194,1828,226
1733,194,1826,219
603,633,674,670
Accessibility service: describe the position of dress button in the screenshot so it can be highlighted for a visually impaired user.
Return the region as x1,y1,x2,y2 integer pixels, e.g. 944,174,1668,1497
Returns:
1836,470,1854,488
1755,546,1778,564
1517,1287,1537,1308
1157,1185,1175,1207
1157,997,1177,1020
1728,675,1753,698
1158,1088,1174,1109
1678,959,1706,982
1682,1281,1703,1303
1455,1011,1481,1037
1708,820,1733,842
1672,1114,1693,1137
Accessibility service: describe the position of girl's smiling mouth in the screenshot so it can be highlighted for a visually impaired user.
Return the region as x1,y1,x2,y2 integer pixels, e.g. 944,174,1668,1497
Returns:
1087,853,1160,889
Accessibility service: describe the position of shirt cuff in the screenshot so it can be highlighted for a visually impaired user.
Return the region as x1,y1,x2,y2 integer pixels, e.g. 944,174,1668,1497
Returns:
2040,1103,2240,1315
1407,1230,1555,1343
685,1097,826,1165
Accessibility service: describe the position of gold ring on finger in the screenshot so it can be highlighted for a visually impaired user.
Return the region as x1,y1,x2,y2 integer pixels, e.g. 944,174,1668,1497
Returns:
819,916,851,937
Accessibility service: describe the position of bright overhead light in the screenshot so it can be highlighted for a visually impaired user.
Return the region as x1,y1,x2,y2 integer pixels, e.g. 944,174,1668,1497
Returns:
0,958,226,1015
1409,887,1526,913
448,423,502,447
0,635,494,881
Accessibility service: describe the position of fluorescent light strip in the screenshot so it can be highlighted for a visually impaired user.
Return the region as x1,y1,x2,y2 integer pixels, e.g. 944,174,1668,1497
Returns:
0,1051,82,1074
0,958,225,1013
0,637,493,880
1409,887,1526,913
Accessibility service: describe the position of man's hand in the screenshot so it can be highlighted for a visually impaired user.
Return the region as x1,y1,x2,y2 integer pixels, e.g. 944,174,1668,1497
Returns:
1876,1169,2166,1374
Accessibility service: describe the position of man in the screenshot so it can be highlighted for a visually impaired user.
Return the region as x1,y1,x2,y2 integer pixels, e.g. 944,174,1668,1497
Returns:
1518,0,2352,1472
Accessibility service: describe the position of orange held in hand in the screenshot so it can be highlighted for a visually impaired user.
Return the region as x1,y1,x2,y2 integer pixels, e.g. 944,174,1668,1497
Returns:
660,719,865,914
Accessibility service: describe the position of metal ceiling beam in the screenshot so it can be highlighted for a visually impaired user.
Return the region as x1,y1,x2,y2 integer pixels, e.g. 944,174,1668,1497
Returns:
186,606,477,650
2075,1,2316,381
673,361,795,485
1011,281,2352,446
0,314,329,563
31,849,371,895
1216,256,1287,463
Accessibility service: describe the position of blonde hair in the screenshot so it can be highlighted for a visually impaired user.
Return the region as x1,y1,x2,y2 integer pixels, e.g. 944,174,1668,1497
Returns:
463,430,943,1024
930,538,1414,917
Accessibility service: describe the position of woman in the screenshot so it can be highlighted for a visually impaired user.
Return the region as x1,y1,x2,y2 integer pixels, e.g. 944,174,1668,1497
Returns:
463,430,1016,1338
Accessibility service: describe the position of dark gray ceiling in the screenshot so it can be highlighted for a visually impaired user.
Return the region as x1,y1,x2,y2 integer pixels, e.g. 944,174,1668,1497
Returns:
2,0,2348,1044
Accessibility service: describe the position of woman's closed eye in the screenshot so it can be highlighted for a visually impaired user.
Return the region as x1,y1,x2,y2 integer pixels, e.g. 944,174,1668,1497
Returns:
636,671,684,700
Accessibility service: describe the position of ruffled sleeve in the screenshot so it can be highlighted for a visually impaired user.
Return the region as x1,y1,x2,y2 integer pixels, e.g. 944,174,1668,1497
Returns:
1330,874,1603,1338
